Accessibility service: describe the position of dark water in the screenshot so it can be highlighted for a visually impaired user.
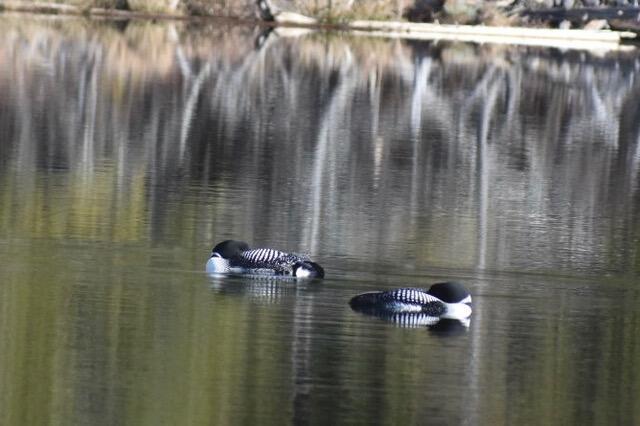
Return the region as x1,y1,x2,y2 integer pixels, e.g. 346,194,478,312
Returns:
1,15,640,425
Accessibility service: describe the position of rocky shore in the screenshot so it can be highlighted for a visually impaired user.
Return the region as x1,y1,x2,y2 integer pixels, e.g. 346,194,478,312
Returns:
1,0,639,37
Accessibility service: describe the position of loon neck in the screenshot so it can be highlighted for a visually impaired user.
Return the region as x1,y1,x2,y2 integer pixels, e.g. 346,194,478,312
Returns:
206,256,230,273
441,302,472,320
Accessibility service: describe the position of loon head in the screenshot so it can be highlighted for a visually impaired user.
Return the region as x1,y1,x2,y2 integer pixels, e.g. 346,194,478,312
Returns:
428,282,472,319
293,261,325,279
427,282,472,304
211,240,250,259
207,240,250,274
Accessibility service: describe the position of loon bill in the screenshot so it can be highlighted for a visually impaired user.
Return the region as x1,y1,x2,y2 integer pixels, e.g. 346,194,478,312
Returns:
349,282,472,322
206,240,324,279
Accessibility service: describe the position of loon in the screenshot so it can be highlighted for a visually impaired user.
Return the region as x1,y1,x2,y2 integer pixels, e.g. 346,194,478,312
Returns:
206,240,325,278
349,282,472,320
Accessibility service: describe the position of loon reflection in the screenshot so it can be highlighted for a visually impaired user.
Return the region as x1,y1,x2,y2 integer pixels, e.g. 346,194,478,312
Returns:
349,282,472,329
206,240,325,279
351,307,471,331
207,274,317,304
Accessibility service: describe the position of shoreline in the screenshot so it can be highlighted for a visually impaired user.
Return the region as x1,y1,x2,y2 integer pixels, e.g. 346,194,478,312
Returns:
1,0,638,49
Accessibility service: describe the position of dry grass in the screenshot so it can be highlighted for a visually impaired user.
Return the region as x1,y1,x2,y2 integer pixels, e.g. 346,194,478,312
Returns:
126,0,180,13
4,0,255,16
268,0,404,23
0,0,515,24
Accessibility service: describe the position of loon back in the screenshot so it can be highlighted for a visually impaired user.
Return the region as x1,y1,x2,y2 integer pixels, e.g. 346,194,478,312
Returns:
234,249,324,278
234,248,293,270
349,288,447,317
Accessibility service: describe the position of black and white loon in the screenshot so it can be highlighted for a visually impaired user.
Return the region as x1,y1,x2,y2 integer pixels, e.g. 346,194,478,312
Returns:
206,240,325,278
349,282,472,320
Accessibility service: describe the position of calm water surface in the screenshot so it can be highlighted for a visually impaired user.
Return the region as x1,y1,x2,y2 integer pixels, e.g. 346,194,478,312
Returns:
1,16,640,425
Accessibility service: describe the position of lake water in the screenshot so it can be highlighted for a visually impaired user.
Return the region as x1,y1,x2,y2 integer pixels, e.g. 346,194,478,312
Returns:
1,15,640,425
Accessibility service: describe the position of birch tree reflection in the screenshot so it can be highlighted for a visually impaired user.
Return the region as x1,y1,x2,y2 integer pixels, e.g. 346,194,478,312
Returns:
1,18,640,275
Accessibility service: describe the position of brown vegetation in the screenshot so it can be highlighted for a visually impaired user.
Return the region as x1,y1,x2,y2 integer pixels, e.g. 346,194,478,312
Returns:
2,0,640,32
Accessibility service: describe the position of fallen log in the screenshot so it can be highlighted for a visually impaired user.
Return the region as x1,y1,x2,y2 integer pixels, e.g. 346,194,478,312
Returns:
0,0,79,14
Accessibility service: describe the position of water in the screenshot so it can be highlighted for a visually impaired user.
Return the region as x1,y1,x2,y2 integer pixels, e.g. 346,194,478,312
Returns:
1,15,640,425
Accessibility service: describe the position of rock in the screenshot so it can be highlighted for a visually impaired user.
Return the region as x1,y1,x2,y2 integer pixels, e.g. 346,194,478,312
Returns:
584,19,609,30
559,19,572,29
443,0,481,24
274,11,317,24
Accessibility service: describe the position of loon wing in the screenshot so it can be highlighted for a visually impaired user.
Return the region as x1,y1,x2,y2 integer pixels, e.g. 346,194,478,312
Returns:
382,288,446,316
232,248,302,273
379,288,441,305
